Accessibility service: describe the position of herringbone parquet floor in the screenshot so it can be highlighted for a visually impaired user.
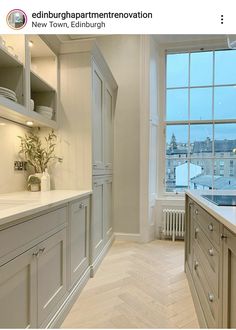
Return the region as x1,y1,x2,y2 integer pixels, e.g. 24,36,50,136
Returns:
61,240,199,328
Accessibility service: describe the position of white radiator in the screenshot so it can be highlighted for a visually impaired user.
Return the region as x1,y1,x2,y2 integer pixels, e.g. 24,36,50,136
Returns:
162,209,185,241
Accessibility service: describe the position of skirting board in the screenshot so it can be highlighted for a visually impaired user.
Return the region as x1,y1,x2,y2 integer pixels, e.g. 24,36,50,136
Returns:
45,266,91,328
114,232,141,242
90,234,114,277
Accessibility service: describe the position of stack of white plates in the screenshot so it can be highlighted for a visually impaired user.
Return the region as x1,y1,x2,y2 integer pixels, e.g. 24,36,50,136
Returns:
0,87,17,102
36,106,53,120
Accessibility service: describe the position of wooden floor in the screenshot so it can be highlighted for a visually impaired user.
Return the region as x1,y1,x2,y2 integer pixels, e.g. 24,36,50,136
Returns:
61,240,199,328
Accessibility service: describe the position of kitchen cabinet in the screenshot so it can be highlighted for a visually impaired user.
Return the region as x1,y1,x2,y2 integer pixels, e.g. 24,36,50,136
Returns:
0,246,37,328
222,227,236,328
185,195,236,328
91,176,113,275
68,197,90,288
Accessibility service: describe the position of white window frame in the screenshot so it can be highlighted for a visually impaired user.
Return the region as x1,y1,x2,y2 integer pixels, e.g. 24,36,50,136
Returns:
157,40,236,198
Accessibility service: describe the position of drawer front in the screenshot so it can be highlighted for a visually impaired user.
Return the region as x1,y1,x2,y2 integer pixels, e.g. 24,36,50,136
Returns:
193,203,220,247
0,207,67,261
194,221,219,277
193,247,219,328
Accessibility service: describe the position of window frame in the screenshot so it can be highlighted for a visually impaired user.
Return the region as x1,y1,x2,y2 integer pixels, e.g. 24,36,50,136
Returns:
163,48,236,195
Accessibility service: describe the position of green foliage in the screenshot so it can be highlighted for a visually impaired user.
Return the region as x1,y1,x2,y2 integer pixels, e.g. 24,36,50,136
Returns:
18,130,57,173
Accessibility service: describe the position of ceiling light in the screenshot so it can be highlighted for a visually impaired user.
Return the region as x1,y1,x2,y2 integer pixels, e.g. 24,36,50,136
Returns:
26,121,34,126
28,40,34,48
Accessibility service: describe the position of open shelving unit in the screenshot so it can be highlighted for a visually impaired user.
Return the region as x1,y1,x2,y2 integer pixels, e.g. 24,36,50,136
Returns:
0,34,58,128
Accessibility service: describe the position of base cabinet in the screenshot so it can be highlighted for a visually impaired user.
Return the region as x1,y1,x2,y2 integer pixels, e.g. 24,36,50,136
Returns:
185,195,236,329
68,197,90,288
222,228,236,328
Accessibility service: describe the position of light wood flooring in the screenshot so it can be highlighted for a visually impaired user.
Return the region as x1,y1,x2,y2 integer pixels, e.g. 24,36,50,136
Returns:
61,240,199,328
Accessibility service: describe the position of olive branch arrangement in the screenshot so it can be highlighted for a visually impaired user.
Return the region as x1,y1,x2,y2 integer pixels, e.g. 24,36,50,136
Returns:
18,130,57,173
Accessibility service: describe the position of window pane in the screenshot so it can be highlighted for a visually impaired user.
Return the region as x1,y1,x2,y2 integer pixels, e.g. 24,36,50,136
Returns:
189,159,213,190
190,124,213,157
215,50,236,85
166,125,188,155
166,89,188,121
214,159,236,189
214,124,236,157
214,86,236,120
166,53,189,88
190,88,212,120
190,51,213,86
166,159,188,192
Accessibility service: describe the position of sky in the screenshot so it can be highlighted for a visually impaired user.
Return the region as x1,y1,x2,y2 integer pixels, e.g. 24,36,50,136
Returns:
166,49,236,144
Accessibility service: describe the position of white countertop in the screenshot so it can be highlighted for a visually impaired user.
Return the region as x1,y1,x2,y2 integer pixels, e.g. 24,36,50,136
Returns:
0,190,92,228
186,190,236,234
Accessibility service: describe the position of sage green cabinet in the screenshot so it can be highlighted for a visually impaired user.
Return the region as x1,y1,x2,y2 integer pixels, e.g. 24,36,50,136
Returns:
222,227,236,328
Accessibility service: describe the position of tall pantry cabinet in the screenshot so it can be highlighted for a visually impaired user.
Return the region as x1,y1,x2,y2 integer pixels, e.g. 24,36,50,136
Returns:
60,39,117,275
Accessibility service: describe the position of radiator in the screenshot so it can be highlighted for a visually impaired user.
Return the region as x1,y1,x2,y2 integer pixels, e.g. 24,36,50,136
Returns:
162,209,185,241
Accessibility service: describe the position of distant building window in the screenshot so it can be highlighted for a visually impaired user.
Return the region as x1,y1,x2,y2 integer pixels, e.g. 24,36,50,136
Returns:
165,49,236,192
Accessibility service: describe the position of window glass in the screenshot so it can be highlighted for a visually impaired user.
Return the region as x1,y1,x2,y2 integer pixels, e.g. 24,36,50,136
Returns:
214,124,236,157
190,124,213,157
165,159,188,192
166,53,189,88
214,86,236,120
214,159,236,189
215,50,236,85
166,89,188,121
189,159,213,190
190,51,213,86
190,88,212,120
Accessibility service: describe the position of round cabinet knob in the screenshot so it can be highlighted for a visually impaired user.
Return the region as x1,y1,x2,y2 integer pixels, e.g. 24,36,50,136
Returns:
208,223,214,231
194,260,199,270
195,209,198,215
208,248,214,256
221,233,228,240
208,293,214,302
79,203,85,209
195,227,199,238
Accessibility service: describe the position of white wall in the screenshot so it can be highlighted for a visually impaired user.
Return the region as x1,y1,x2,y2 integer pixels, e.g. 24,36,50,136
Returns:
0,118,28,194
96,35,141,234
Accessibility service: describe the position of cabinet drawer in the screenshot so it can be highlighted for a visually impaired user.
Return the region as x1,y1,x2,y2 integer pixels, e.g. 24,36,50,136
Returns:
193,247,219,328
193,203,220,247
0,207,67,261
194,222,219,278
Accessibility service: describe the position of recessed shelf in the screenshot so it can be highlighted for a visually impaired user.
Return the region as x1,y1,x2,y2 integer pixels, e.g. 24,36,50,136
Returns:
0,45,23,67
0,96,57,129
31,70,56,93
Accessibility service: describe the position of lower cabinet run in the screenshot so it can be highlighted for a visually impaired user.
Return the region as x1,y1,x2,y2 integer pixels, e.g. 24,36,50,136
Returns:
0,192,114,328
185,195,236,328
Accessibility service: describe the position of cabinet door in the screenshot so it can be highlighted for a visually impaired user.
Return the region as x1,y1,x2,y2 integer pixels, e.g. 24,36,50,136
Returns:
69,198,90,288
91,178,105,260
104,177,113,243
104,85,113,171
0,247,37,328
37,229,67,326
92,62,104,172
185,198,194,271
222,228,236,328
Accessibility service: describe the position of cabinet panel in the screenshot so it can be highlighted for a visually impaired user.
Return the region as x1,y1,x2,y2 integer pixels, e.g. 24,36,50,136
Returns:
222,228,236,328
37,229,67,326
0,247,37,328
69,198,90,287
104,177,113,243
91,179,104,259
104,86,113,170
185,198,194,270
92,63,104,170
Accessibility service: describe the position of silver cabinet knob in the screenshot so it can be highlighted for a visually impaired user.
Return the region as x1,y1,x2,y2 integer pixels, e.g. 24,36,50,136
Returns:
208,248,214,256
195,227,199,238
208,293,214,302
79,203,85,209
194,260,199,270
195,209,198,215
221,233,227,240
208,223,214,231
